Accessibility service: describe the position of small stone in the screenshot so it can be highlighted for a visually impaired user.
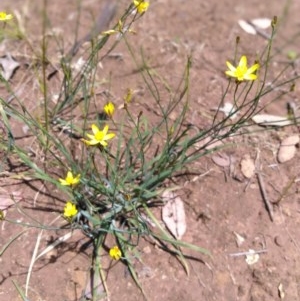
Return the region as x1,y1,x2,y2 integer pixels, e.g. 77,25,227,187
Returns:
240,154,255,178
274,235,284,247
143,246,151,254
278,135,299,163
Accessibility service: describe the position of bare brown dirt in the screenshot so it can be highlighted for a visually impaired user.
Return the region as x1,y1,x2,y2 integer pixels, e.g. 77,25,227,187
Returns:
1,0,300,301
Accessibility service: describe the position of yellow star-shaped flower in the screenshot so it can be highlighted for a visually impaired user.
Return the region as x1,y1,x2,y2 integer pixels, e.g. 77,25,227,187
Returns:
59,171,81,186
103,102,115,118
63,201,78,218
133,0,149,14
225,55,259,81
0,12,13,21
109,246,122,260
82,124,115,147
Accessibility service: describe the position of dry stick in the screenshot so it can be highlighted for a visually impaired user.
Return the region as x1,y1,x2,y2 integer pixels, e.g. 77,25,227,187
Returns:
47,1,117,79
256,172,274,222
228,249,268,257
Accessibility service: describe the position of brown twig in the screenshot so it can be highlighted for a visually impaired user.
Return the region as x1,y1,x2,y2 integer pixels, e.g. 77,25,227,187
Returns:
256,172,274,222
228,249,268,257
254,149,274,222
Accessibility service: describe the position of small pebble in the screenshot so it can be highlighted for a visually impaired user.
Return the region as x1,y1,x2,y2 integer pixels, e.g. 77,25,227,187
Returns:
143,246,151,254
274,235,283,247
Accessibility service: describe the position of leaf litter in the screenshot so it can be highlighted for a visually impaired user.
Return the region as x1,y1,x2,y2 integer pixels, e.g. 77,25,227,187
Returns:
0,187,23,215
211,153,231,167
240,154,255,179
277,135,299,163
211,102,238,120
162,191,186,240
252,114,293,127
238,18,272,39
0,54,20,80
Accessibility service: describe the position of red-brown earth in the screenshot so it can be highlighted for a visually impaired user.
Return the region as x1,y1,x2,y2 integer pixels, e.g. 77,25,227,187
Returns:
1,0,300,300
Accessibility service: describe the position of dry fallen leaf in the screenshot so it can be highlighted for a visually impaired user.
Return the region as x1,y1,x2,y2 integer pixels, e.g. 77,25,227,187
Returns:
71,56,86,71
233,231,245,247
238,18,271,35
162,191,186,240
278,283,285,299
238,20,257,35
0,54,20,80
277,135,299,163
240,154,255,178
36,232,73,260
194,136,223,151
212,153,231,167
251,18,272,29
252,114,292,127
211,102,238,120
84,269,105,300
0,187,23,217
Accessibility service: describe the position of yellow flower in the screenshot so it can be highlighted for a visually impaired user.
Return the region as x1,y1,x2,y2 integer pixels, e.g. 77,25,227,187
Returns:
103,102,115,118
0,12,13,21
59,171,81,186
102,20,134,36
225,55,259,81
133,0,149,14
63,201,78,218
109,246,122,260
124,88,133,104
102,29,118,35
82,124,115,147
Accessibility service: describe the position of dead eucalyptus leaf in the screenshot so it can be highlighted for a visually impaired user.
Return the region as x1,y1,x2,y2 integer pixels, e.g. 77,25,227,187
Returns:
233,231,245,247
211,102,238,120
251,18,272,29
240,154,255,178
238,18,271,36
212,153,230,167
84,269,105,300
277,135,299,163
36,232,73,260
280,135,299,145
221,102,238,119
0,187,22,215
0,54,20,80
238,20,257,35
194,136,223,151
278,283,285,299
252,114,292,127
162,191,186,240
